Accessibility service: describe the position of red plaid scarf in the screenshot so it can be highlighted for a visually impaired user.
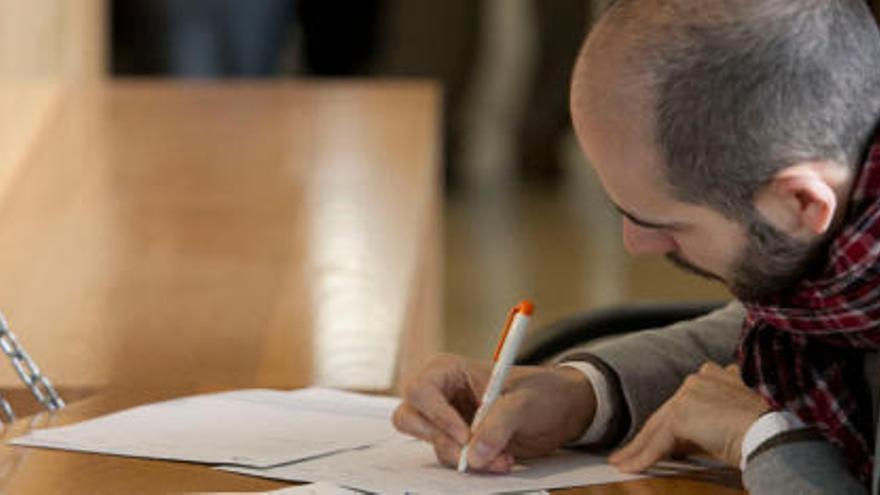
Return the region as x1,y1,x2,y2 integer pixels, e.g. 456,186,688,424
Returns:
738,135,880,483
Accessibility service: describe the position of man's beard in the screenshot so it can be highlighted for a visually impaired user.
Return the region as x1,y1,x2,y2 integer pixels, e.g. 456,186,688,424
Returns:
665,214,828,302
666,252,724,283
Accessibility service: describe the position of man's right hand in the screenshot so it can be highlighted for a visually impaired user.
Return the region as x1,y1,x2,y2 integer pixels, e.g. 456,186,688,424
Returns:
392,353,597,473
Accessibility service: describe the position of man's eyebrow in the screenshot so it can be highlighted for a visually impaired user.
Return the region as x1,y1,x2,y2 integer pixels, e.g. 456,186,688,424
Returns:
613,204,677,230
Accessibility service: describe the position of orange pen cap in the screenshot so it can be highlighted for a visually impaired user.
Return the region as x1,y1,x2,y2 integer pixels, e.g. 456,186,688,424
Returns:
492,300,534,361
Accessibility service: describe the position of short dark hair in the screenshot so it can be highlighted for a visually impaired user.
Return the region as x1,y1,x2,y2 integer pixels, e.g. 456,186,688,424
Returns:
612,0,880,219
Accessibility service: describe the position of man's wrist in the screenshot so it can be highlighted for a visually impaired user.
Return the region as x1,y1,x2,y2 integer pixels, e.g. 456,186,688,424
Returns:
739,410,806,470
555,365,597,443
556,354,630,448
557,361,614,445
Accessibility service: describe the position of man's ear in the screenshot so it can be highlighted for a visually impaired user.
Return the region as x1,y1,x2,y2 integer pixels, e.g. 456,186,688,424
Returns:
753,163,842,240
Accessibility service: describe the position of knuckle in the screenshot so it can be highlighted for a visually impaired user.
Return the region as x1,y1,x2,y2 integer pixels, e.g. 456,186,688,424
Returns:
680,378,692,392
475,426,507,451
682,374,700,389
432,352,460,369
506,392,529,411
406,383,430,405
403,381,421,401
434,414,456,433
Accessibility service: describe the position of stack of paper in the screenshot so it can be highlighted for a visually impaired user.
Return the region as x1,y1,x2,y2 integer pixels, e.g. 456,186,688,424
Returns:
12,388,399,467
11,387,646,494
198,481,363,494
221,437,642,495
201,482,549,495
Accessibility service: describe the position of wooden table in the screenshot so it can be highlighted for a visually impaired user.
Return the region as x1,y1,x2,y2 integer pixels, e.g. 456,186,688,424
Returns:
0,81,441,393
0,82,743,494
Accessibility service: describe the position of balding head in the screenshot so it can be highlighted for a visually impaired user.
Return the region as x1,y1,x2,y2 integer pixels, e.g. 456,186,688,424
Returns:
570,0,880,300
572,0,880,220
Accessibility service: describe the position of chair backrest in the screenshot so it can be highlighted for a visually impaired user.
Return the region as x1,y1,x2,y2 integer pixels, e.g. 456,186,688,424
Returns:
516,302,724,365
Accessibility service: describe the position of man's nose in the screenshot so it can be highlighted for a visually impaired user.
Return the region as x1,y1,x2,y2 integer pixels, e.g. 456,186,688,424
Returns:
621,218,677,255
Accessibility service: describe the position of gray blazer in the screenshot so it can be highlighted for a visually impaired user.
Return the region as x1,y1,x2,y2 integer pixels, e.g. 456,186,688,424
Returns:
561,302,880,494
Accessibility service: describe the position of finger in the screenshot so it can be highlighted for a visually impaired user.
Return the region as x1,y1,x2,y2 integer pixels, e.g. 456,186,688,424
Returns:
702,365,745,387
431,430,466,468
617,427,678,473
485,451,515,474
392,403,443,442
404,383,471,445
697,361,725,376
697,362,742,387
462,360,492,397
467,394,524,470
724,364,742,379
697,362,741,383
609,405,667,464
610,423,659,466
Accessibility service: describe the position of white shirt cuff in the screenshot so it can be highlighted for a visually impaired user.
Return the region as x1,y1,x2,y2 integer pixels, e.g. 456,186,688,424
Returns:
739,410,806,470
558,361,614,445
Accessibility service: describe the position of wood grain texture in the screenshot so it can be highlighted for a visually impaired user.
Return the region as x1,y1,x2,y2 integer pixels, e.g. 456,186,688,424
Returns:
0,80,444,492
0,81,440,392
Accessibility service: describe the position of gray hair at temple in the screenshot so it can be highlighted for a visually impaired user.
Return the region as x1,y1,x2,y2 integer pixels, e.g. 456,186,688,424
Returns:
601,0,880,220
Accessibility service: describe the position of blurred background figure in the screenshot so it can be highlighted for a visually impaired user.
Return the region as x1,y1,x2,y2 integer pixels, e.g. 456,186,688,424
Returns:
112,0,381,77
298,0,382,76
373,0,482,186
517,1,589,181
162,0,294,77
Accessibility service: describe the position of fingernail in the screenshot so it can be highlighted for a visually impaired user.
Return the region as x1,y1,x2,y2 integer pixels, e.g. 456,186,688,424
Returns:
469,441,494,465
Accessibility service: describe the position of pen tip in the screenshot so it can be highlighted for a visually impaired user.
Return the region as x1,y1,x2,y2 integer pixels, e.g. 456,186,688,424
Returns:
457,446,469,473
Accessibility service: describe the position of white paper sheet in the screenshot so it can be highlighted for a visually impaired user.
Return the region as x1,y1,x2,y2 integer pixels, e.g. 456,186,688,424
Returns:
221,437,644,495
196,481,364,494
11,388,399,468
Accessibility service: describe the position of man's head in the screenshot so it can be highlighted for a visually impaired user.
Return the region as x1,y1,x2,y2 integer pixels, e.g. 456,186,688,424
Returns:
571,0,880,300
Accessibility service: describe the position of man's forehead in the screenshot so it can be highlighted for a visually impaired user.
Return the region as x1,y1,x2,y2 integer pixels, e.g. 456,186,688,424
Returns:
570,44,659,175
570,13,649,112
569,1,691,224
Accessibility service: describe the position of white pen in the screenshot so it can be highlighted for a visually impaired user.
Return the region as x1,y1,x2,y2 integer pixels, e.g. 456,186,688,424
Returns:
458,300,534,473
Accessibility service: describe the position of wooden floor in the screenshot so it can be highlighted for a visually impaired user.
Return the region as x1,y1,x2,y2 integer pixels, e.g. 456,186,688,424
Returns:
443,147,729,359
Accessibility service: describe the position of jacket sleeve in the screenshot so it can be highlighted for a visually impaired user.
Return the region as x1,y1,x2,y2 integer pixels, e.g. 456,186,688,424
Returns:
743,436,867,495
557,301,745,443
556,301,876,493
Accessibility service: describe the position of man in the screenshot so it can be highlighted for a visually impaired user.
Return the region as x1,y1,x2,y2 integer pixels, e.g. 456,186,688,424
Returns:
392,0,880,493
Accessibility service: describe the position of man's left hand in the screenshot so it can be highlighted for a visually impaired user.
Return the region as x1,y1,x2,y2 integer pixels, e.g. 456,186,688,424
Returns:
609,362,770,472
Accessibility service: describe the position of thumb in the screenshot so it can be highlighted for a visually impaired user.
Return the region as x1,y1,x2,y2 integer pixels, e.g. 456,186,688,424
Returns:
467,394,522,470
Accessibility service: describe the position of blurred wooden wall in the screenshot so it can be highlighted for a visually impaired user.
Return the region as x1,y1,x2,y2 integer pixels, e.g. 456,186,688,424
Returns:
0,0,105,204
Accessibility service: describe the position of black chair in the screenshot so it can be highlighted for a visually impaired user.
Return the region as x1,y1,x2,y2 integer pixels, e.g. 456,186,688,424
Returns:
516,301,725,365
